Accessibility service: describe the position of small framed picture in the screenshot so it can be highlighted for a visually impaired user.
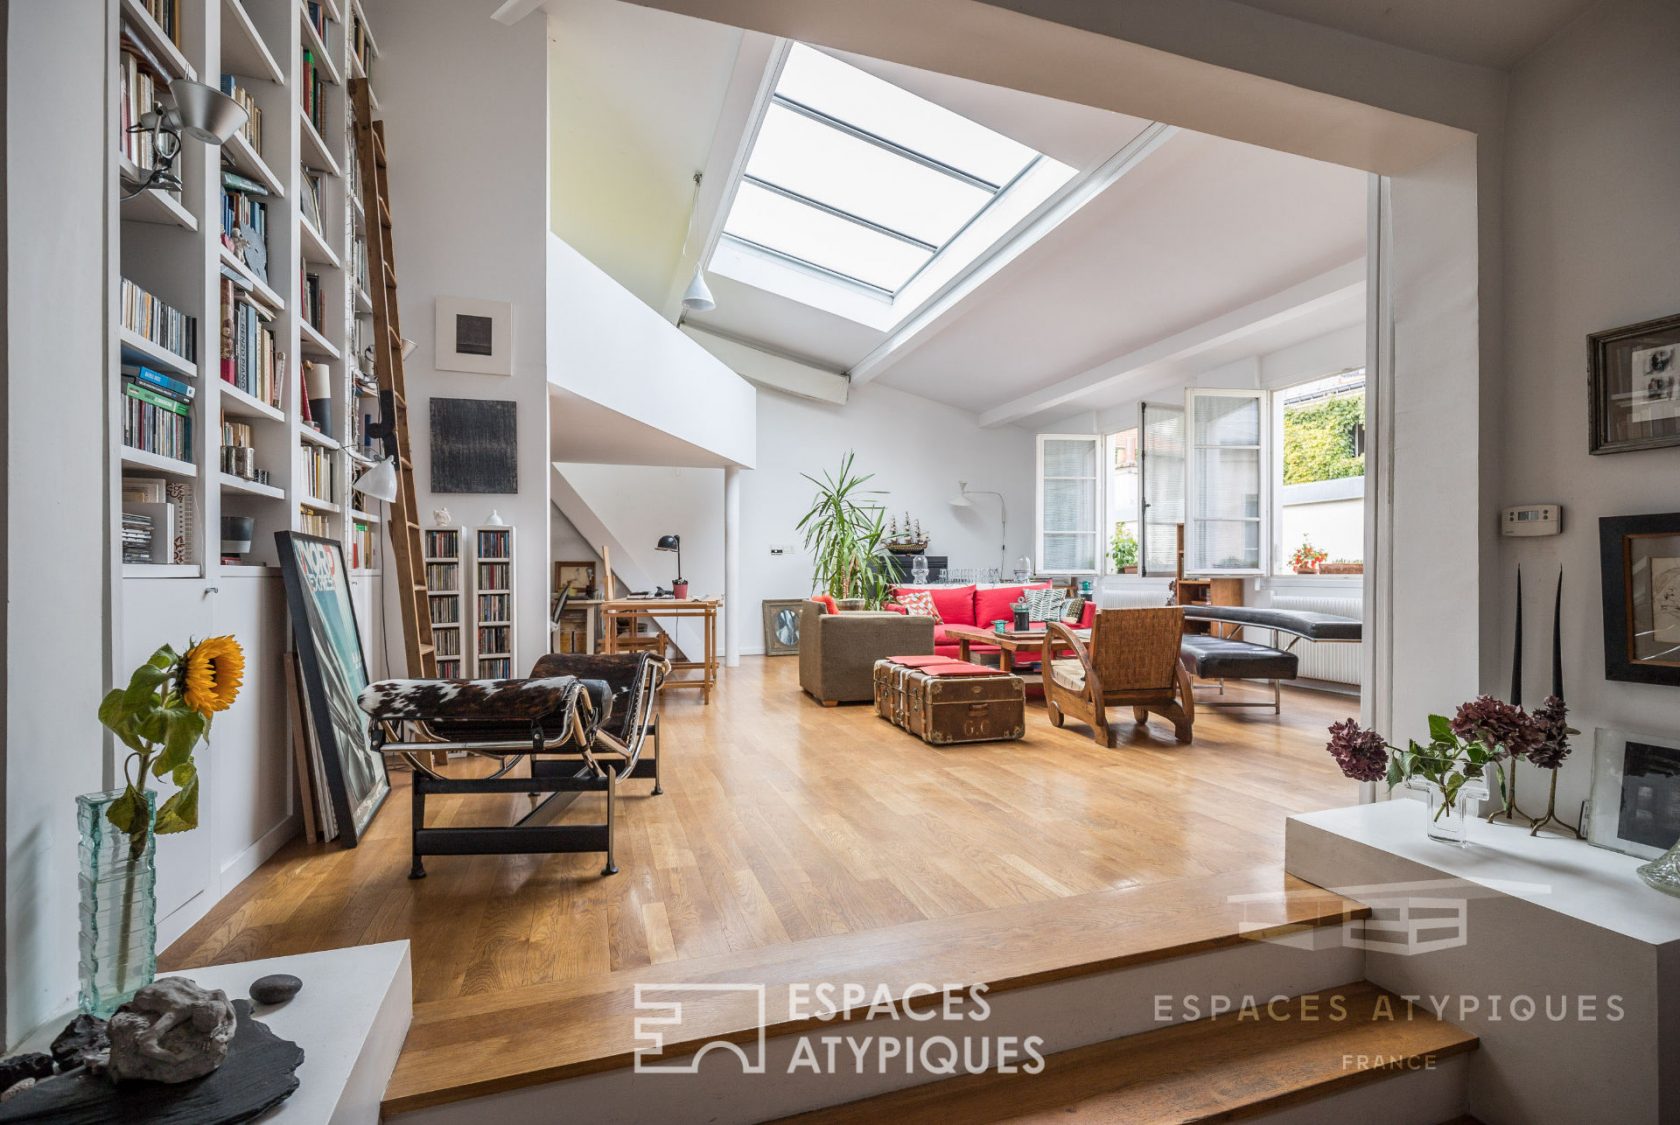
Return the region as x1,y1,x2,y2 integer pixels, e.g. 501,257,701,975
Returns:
435,296,513,376
1586,727,1680,859
1588,313,1680,454
1599,512,1680,686
554,560,597,599
762,599,805,656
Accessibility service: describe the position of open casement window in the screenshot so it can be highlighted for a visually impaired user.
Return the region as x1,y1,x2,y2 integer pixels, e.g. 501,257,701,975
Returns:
1037,434,1102,575
1183,388,1268,575
1139,403,1185,577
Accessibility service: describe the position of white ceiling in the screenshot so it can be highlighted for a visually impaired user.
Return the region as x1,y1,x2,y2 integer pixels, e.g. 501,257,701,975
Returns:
1227,0,1599,70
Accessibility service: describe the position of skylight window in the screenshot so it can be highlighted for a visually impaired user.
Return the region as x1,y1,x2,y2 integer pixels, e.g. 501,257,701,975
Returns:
719,44,1044,297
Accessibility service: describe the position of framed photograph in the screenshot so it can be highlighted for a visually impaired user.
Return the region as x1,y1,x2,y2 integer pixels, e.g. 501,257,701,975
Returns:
275,532,390,846
435,296,513,375
762,599,805,656
1599,512,1680,686
1588,313,1680,454
1586,727,1680,859
554,559,597,599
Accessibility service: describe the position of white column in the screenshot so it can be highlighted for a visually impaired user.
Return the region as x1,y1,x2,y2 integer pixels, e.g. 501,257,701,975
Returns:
724,465,742,667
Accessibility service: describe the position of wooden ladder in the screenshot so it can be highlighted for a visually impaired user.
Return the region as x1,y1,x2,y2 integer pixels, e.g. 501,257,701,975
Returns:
351,78,434,678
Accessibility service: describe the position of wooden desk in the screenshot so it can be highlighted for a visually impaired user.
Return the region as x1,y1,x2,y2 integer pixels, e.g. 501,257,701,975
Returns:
941,623,1090,674
600,597,721,704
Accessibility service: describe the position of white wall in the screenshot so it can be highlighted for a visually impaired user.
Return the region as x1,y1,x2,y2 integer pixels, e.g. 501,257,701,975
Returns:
368,0,552,674
1498,0,1680,822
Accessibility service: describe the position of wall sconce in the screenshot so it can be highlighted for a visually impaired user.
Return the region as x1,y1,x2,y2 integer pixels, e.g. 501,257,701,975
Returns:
123,78,248,197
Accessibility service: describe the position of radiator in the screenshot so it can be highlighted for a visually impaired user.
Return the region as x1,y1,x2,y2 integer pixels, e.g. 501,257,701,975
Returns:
1262,593,1363,686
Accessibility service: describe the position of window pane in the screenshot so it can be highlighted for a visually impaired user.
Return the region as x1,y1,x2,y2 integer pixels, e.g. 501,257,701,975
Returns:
1190,520,1260,571
1193,395,1261,446
1044,532,1098,572
776,44,1037,187
1142,405,1184,576
1042,438,1097,478
747,105,993,246
1043,478,1097,534
1195,447,1261,519
723,182,931,291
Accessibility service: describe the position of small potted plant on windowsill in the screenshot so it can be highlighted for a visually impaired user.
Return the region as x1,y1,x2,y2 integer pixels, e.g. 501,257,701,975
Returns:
1289,539,1328,574
1110,525,1139,575
1320,559,1364,575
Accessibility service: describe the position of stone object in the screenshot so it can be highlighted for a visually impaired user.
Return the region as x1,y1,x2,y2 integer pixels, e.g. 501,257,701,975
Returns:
0,1080,33,1104
106,978,236,1084
249,974,302,1006
0,1055,52,1092
50,1015,109,1072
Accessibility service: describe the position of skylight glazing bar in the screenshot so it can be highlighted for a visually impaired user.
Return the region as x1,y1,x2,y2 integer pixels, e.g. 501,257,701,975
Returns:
889,154,1043,295
719,232,900,297
741,174,940,252
771,93,1004,193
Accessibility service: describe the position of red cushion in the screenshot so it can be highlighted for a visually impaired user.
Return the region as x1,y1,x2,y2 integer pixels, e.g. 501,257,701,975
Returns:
812,594,839,616
1075,601,1095,627
895,589,941,621
895,584,977,626
883,602,909,615
974,583,1050,627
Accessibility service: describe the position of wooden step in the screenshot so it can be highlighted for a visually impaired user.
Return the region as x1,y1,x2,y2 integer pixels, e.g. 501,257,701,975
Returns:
780,981,1477,1124
381,868,1367,1116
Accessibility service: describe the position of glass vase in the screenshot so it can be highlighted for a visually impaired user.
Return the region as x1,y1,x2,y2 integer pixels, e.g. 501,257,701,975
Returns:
1637,840,1680,898
77,790,157,1017
1426,787,1468,845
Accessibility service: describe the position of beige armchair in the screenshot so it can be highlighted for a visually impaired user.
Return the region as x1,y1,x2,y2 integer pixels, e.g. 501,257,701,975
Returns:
798,602,934,706
1041,607,1195,744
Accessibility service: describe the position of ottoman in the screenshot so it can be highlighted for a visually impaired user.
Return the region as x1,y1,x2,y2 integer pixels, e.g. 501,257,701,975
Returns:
873,656,1025,745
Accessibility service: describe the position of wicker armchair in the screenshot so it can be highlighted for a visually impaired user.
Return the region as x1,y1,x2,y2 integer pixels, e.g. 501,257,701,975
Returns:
1040,607,1195,745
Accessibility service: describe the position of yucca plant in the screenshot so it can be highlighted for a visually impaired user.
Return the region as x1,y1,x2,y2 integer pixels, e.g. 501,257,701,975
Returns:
796,452,891,609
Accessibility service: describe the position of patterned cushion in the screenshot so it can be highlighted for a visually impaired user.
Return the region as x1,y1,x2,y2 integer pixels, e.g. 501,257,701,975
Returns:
1050,659,1086,691
896,588,941,622
1024,587,1067,622
1061,596,1087,624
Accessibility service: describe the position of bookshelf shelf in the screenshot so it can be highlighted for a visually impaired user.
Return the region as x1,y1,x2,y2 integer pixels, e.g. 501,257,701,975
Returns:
221,0,285,85
299,425,339,449
124,563,202,579
299,318,342,360
471,526,516,678
424,528,467,676
320,0,344,23
299,6,343,86
218,247,287,312
122,446,198,478
223,132,286,198
220,472,285,500
119,327,198,379
354,285,373,314
298,109,343,178
350,508,381,524
120,0,195,81
299,217,342,269
220,381,285,422
301,497,341,514
118,162,198,230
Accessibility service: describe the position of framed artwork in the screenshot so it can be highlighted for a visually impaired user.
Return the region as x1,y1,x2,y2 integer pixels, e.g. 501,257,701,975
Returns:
1599,512,1680,686
762,599,805,656
430,397,517,493
1586,727,1680,859
554,560,597,599
1588,313,1680,454
435,296,513,375
275,532,390,846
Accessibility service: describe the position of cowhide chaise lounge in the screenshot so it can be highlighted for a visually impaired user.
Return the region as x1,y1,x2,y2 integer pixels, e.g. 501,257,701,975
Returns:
357,652,666,878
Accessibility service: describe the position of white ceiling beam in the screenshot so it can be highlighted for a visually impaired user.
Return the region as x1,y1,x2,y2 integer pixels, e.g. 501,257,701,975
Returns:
490,0,546,26
660,36,787,323
846,121,1179,387
683,326,850,405
977,259,1368,427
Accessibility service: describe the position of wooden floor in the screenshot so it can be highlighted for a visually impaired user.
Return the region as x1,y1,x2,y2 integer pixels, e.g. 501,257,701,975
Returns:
162,657,1355,1004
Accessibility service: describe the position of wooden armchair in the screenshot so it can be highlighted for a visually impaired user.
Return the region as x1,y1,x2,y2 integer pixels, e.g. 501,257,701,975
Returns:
1041,607,1195,745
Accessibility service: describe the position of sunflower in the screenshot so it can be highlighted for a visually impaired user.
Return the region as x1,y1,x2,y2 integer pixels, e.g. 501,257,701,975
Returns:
181,635,245,718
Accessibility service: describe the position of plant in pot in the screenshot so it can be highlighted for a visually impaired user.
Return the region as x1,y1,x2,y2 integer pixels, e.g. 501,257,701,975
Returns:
797,452,890,611
1289,538,1327,574
1109,524,1139,574
87,636,244,1015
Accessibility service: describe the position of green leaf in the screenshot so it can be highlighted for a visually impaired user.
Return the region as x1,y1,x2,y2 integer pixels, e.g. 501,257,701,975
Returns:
1386,757,1404,787
155,772,199,834
98,689,129,730
123,663,170,712
1428,714,1455,743
147,644,179,669
151,707,205,777
105,785,143,834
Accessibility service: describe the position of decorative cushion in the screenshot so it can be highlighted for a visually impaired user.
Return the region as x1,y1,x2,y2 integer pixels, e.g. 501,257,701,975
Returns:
1049,659,1086,692
896,589,940,621
1024,587,1067,622
974,583,1046,626
925,584,978,626
812,594,839,616
1061,596,1087,625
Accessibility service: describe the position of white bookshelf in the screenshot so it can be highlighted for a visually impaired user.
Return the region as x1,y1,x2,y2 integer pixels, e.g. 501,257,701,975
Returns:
471,526,516,679
424,528,467,679
111,0,385,576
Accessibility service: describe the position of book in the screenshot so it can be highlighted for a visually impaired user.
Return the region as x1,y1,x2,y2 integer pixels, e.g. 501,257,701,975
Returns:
122,363,194,401
220,169,270,196
124,380,191,415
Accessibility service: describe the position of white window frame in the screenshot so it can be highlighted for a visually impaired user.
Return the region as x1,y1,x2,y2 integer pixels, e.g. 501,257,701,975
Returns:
1139,400,1185,579
1035,433,1103,576
1104,426,1141,574
1183,387,1268,576
1269,371,1367,579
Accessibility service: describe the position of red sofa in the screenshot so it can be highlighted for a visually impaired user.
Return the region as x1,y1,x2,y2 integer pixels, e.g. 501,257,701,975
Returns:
887,583,1095,660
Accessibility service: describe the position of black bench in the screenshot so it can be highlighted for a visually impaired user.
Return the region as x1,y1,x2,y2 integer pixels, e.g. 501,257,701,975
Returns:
1179,634,1299,713
1181,605,1362,643
1177,605,1361,714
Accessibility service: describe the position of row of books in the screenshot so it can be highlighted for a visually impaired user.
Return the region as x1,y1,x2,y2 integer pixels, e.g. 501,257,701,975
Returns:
122,279,197,363
477,530,512,559
476,563,511,591
123,375,193,462
302,49,327,134
220,418,258,480
437,658,462,679
350,10,375,77
349,520,378,571
118,45,165,172
428,596,461,624
222,173,272,283
304,2,329,39
478,658,513,679
303,270,326,331
476,594,511,623
301,168,326,234
220,76,263,153
351,234,370,295
122,476,194,565
122,512,155,564
302,443,337,503
425,564,459,592
425,530,460,557
434,628,460,658
137,0,182,44
476,627,511,655
220,279,283,407
298,507,331,538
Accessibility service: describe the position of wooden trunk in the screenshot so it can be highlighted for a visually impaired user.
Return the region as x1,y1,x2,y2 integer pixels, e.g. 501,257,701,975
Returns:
874,661,1024,745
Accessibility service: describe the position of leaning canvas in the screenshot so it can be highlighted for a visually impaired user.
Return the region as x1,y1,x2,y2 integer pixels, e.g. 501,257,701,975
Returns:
276,532,389,845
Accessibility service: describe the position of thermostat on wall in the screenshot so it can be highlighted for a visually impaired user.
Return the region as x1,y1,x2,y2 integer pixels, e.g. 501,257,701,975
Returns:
1502,504,1561,536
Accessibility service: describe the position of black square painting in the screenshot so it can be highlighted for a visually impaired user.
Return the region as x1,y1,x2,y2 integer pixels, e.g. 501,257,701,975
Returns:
430,398,517,494
455,313,494,357
1619,739,1680,851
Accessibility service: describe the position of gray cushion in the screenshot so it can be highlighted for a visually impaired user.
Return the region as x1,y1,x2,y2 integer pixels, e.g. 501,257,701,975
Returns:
1179,635,1299,680
1181,605,1361,641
